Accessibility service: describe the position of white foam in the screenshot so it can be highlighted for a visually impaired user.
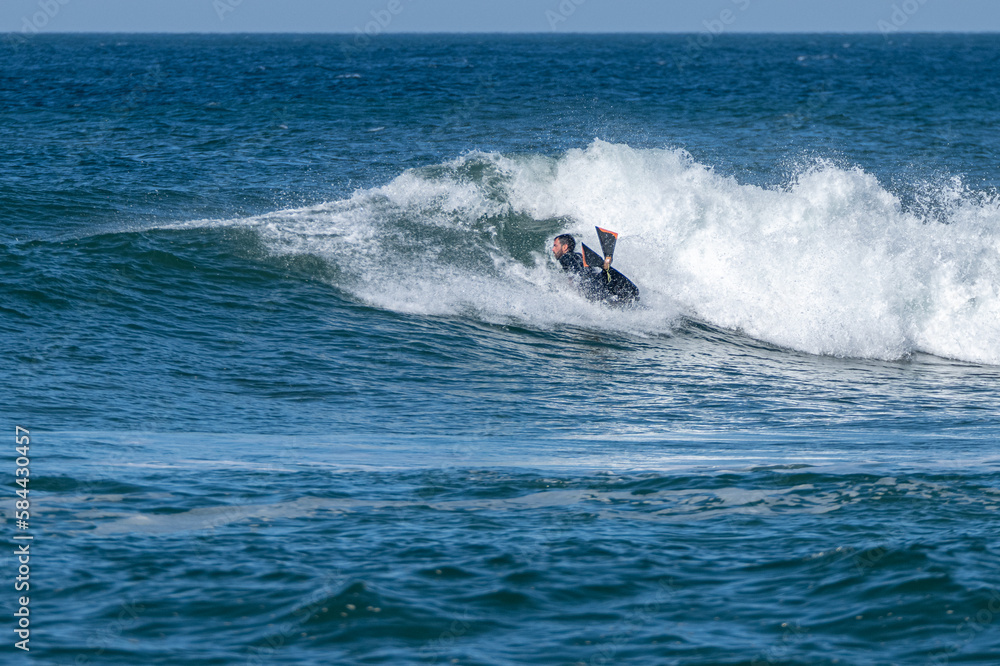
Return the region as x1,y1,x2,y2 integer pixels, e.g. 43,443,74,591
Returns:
187,140,1000,363
504,141,1000,363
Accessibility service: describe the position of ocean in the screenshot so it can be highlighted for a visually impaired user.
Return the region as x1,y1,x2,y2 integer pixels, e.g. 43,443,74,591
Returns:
3,33,1000,664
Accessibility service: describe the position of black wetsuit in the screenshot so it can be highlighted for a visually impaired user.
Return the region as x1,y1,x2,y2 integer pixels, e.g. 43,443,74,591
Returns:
558,251,639,305
558,251,587,277
558,252,605,300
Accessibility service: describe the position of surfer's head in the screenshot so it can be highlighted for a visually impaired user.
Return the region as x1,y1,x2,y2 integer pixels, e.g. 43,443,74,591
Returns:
552,234,575,258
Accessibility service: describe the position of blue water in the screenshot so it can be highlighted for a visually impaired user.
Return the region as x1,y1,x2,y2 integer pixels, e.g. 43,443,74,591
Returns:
3,33,1000,664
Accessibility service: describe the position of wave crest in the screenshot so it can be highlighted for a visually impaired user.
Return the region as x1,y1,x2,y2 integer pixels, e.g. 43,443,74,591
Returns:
213,140,1000,364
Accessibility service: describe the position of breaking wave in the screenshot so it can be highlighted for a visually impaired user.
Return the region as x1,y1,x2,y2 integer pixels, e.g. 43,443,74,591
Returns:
178,140,1000,364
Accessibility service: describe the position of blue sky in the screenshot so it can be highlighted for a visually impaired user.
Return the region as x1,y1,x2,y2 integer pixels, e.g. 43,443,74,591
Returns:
3,0,999,34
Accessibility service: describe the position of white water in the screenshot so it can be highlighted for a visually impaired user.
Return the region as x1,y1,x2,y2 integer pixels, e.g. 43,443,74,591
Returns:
214,140,1000,364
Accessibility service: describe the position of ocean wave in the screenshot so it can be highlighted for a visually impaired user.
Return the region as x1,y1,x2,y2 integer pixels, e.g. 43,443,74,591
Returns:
177,140,1000,364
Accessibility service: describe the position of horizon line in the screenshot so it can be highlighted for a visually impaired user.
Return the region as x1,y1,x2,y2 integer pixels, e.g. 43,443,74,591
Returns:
6,29,1000,35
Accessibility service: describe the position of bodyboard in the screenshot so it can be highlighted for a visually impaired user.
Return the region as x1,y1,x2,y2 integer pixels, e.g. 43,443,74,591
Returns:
581,243,640,305
598,266,640,304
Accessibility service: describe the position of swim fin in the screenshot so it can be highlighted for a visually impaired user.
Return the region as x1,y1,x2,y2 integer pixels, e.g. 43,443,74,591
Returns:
596,226,617,260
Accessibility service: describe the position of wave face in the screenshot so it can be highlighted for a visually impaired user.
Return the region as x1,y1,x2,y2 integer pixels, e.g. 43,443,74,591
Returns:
201,140,1000,364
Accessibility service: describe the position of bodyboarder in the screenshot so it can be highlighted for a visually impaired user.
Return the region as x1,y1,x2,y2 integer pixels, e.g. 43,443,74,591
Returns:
551,231,639,305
